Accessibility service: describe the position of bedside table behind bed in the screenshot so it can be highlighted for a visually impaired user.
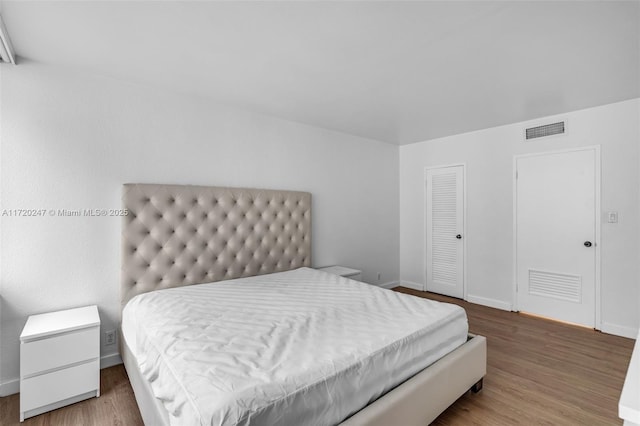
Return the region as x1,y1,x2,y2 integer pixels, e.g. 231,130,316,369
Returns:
317,265,362,281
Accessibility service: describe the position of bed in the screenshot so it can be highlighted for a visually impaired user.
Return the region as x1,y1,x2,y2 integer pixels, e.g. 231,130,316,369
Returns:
120,184,486,426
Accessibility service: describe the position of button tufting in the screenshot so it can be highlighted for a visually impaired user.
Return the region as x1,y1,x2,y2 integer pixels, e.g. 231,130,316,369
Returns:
123,186,311,305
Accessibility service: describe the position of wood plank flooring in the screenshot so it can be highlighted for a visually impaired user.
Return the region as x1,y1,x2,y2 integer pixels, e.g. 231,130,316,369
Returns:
396,288,634,426
0,288,634,425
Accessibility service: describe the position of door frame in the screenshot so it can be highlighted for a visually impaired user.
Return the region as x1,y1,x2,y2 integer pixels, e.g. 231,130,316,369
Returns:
512,146,601,329
424,163,467,299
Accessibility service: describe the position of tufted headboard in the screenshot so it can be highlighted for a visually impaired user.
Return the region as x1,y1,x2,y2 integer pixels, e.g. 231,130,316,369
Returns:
121,184,311,308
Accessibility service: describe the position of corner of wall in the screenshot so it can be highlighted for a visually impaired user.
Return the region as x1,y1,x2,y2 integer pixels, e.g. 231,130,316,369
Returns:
0,57,4,389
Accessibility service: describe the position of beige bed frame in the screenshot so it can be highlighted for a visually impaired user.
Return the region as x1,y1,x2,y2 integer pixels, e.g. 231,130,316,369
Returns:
120,184,486,425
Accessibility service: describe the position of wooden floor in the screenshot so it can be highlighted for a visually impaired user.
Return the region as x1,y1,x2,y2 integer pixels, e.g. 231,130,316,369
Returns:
0,288,634,425
397,288,635,426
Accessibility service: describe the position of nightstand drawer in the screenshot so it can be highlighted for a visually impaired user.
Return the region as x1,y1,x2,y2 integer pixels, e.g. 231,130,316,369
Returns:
20,359,99,413
21,327,99,377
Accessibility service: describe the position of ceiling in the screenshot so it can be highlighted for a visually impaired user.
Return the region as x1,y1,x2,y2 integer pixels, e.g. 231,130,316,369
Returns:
1,1,638,145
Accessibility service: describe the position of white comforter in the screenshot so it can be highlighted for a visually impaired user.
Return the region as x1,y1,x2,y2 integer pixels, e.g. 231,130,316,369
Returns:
122,267,468,426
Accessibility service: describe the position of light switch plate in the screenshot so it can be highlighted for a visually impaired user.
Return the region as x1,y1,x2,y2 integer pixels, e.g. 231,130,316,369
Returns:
607,211,618,223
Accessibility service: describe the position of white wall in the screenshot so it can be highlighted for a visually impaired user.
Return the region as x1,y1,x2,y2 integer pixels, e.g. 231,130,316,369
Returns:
0,62,399,393
400,98,640,338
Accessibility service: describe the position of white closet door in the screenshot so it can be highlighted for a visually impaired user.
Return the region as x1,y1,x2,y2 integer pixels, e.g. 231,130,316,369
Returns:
426,165,464,298
516,148,597,327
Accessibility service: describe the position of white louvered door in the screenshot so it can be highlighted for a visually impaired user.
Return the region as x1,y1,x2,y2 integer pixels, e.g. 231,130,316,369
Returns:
516,148,597,328
426,165,464,298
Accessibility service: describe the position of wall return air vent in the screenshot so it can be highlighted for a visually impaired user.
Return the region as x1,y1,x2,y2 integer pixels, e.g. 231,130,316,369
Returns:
525,121,565,140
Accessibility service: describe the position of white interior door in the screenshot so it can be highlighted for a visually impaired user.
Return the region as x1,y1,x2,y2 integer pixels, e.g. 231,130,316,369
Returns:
516,148,597,327
426,165,464,298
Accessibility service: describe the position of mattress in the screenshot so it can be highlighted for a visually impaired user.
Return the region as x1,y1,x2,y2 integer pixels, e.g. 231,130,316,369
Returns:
121,267,468,426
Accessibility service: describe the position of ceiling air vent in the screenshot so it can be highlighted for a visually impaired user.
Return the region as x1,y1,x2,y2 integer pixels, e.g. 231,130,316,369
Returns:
525,121,565,140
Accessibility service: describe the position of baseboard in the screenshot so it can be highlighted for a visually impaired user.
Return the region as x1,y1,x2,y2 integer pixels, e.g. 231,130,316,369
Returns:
466,294,512,311
0,353,124,397
378,281,399,289
100,352,123,369
0,378,19,397
398,280,424,291
600,322,638,339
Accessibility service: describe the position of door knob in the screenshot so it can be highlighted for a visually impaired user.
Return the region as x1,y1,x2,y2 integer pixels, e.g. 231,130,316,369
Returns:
456,234,462,239
584,241,592,247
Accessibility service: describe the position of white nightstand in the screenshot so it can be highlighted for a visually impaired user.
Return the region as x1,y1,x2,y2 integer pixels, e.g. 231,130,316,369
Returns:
20,305,100,422
318,265,362,282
